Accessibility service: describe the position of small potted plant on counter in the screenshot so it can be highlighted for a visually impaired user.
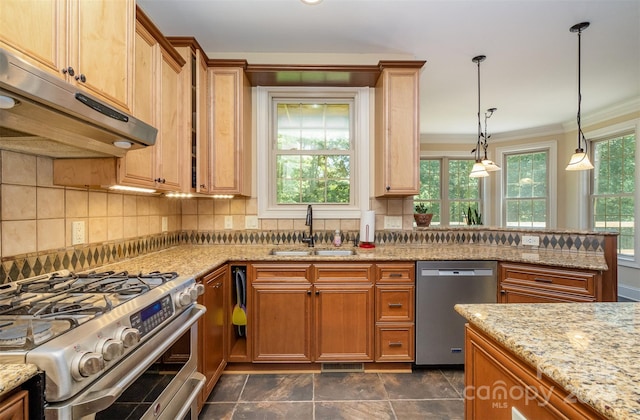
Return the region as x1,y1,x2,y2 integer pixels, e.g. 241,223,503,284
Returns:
414,202,433,227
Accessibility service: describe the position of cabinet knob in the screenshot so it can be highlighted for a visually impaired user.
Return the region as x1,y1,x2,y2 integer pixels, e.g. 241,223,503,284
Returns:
315,290,320,295
75,73,87,83
155,178,166,184
307,290,311,295
62,66,75,76
200,184,206,188
386,186,391,191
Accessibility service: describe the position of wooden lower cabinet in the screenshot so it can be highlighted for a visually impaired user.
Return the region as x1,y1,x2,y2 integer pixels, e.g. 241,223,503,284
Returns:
198,265,227,409
499,262,601,303
464,324,604,419
0,389,28,420
250,263,375,363
374,263,415,362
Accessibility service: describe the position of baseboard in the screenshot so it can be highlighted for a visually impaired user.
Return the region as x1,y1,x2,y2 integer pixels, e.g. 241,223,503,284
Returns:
618,284,640,302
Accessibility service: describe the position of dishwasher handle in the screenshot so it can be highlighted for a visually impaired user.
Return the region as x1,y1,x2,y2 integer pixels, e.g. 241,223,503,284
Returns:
420,268,494,277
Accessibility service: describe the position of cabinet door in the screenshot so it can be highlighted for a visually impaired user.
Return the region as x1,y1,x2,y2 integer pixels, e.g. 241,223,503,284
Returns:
70,0,134,112
0,389,28,420
0,0,64,77
199,266,227,407
314,284,374,362
252,283,313,362
157,48,184,191
374,66,421,196
499,285,595,303
209,66,251,195
195,50,210,193
118,21,158,188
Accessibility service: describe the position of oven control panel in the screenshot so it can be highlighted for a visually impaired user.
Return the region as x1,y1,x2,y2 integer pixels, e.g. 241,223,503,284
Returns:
130,295,174,338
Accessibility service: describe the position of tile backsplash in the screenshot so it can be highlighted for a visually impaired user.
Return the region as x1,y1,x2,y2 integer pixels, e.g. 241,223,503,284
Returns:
0,150,614,284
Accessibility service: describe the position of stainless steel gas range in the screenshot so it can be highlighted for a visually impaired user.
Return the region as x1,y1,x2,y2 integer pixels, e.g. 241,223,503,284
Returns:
0,269,205,419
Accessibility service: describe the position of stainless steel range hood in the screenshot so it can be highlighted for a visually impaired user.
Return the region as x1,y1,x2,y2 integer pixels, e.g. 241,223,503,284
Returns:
0,48,157,158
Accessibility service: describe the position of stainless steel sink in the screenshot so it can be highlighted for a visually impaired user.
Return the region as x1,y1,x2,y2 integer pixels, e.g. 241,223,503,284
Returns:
313,249,356,256
269,249,312,256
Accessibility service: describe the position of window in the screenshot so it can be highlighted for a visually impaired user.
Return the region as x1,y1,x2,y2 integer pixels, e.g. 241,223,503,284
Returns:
415,157,481,226
257,87,370,219
275,102,352,204
504,151,548,228
591,132,636,256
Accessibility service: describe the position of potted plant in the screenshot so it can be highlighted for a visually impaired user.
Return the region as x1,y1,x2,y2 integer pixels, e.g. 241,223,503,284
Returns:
414,202,433,227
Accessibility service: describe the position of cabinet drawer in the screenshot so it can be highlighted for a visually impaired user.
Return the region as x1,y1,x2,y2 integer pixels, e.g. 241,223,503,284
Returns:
499,263,598,298
375,326,414,362
250,264,312,283
376,285,414,322
314,263,374,283
376,263,415,283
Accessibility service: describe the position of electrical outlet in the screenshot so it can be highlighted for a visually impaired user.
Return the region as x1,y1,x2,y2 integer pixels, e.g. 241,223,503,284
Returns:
245,215,258,229
383,216,402,230
72,221,85,245
522,235,540,246
224,215,233,229
161,217,168,232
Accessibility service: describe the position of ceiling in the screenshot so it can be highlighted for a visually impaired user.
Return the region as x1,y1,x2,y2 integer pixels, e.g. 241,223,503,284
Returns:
137,0,640,141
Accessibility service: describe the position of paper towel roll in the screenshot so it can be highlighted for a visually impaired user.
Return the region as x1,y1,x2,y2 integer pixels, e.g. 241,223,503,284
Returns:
359,210,375,243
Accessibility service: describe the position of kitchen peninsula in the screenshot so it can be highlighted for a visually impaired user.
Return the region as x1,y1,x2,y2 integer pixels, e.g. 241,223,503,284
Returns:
455,302,640,420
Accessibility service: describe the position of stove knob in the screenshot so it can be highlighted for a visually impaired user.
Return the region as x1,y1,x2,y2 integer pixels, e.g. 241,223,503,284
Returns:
117,327,140,348
96,338,124,361
194,283,205,296
72,352,104,380
189,286,199,301
178,291,192,307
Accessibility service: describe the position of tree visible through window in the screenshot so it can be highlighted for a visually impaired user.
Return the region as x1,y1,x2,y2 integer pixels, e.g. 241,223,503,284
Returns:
504,151,548,227
415,158,481,226
275,102,352,204
591,132,636,256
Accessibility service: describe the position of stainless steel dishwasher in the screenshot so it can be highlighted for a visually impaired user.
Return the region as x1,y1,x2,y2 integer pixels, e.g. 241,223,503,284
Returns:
415,260,497,365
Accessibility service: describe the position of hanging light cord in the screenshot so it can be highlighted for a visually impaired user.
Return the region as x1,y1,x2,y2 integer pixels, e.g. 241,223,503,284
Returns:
574,23,589,161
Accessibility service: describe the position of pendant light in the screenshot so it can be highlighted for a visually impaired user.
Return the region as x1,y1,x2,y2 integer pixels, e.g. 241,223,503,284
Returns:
481,107,501,171
469,55,489,178
566,22,594,171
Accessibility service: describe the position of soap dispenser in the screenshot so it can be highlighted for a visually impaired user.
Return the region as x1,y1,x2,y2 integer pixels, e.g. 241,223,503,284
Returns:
333,230,342,247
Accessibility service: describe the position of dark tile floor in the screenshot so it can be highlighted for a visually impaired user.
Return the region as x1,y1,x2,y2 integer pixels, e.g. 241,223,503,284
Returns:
199,368,465,420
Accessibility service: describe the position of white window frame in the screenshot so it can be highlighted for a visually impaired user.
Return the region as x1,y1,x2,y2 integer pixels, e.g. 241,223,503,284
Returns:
586,119,640,267
420,151,484,226
495,141,557,228
257,86,370,219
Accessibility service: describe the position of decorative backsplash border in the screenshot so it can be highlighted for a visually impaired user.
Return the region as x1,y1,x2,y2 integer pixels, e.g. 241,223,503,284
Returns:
0,228,614,283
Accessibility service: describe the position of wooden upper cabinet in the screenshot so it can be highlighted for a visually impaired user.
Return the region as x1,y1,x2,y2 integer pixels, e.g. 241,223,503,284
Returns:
374,61,425,197
118,21,158,188
208,62,252,196
169,38,210,194
0,0,134,112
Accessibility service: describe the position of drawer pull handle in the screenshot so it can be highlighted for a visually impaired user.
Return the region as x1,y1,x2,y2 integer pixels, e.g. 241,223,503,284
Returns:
389,273,403,277
388,342,403,347
534,277,553,283
388,303,403,308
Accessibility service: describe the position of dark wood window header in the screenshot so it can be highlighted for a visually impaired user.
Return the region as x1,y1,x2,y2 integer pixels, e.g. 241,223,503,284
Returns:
209,60,426,87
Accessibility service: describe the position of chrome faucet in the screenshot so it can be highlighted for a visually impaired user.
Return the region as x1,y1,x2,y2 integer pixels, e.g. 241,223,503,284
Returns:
302,205,314,247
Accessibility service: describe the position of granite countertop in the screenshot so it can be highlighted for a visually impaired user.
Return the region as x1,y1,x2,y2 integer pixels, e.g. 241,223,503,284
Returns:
0,364,39,398
455,302,640,420
94,243,608,280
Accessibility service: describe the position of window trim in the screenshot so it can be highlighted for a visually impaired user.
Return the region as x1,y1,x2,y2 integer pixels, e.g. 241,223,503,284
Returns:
256,86,370,219
586,119,640,266
495,140,557,228
420,151,483,226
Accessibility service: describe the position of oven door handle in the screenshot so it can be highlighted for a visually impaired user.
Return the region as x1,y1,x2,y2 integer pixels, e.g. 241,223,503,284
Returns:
71,304,206,418
165,372,205,420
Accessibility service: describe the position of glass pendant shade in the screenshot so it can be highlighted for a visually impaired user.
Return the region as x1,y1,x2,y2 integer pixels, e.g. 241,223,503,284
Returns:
469,161,490,178
481,159,501,172
565,149,594,171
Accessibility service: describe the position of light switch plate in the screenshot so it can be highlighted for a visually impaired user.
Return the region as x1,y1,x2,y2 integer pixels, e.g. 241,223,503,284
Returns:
161,217,168,232
224,215,233,229
384,216,402,230
72,221,85,245
245,215,258,229
522,235,540,246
